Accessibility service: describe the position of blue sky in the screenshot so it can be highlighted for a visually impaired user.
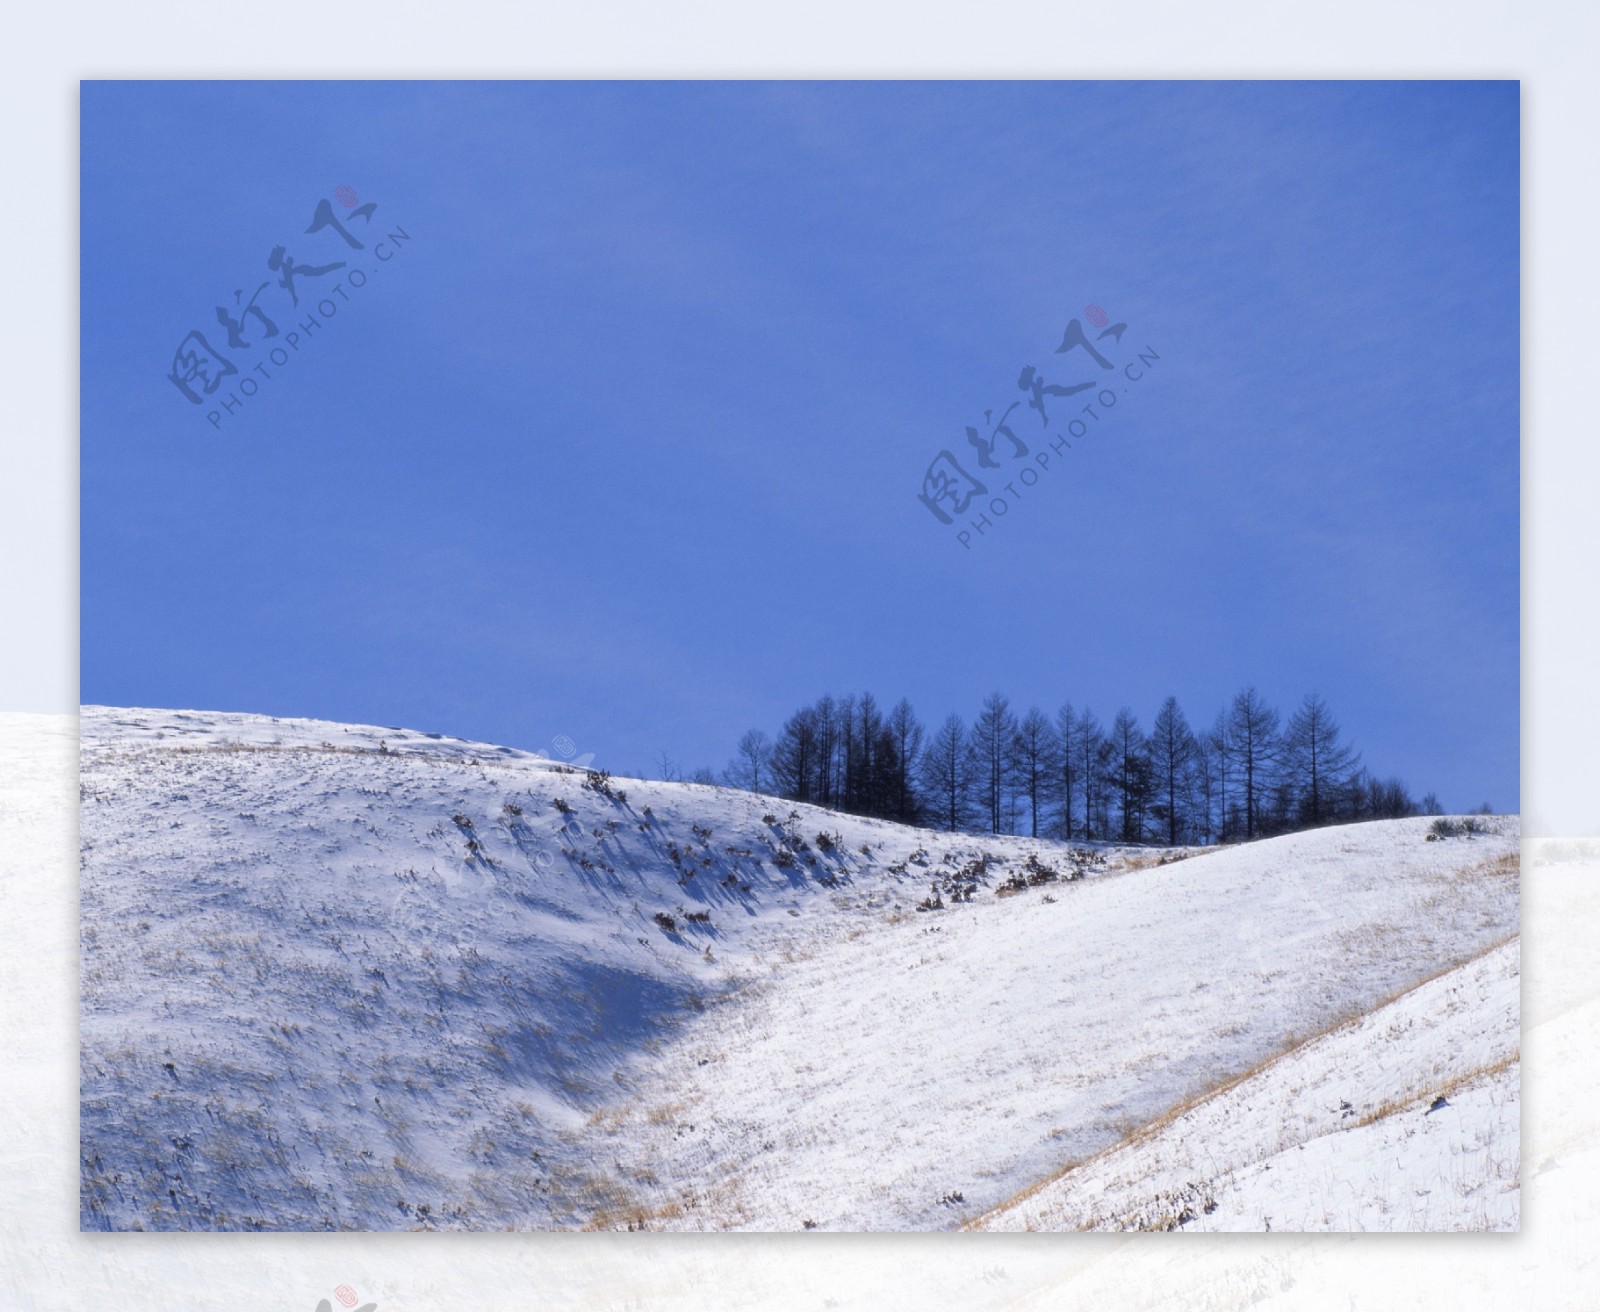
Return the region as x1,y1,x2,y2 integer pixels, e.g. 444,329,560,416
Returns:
81,80,1519,810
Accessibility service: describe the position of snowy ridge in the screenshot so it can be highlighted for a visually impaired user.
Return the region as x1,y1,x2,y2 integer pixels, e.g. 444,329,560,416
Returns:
79,707,1518,1231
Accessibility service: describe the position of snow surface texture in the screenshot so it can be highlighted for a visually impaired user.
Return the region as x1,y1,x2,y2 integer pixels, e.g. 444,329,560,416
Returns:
79,707,1519,1232
976,940,1519,1232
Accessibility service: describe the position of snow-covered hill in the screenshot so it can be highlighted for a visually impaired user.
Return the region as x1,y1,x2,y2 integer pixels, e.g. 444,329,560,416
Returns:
975,939,1520,1232
78,707,1519,1231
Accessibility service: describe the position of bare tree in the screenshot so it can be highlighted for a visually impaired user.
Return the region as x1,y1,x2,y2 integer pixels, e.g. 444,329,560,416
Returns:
1191,730,1218,844
813,695,839,808
1227,687,1280,839
1108,708,1152,843
1076,709,1109,840
723,728,773,793
920,713,975,832
1355,769,1418,819
770,707,818,802
1013,707,1060,838
1207,710,1232,841
1055,702,1079,839
886,698,924,824
1282,693,1359,827
969,692,1018,835
1148,696,1197,845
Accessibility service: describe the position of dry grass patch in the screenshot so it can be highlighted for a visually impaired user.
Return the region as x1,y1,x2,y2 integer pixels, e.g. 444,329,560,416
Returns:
1355,1051,1519,1129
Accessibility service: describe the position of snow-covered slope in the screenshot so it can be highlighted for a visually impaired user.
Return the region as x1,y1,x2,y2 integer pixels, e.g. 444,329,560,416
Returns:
975,939,1520,1232
78,707,1519,1231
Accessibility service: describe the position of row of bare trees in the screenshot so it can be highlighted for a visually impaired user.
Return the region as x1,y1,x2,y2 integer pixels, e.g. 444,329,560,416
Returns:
721,688,1447,845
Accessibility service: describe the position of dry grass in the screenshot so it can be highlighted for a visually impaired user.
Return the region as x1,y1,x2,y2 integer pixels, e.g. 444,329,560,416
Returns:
1474,850,1521,881
644,1099,687,1126
1121,848,1204,873
1355,1050,1519,1129
572,1170,747,1231
963,933,1520,1231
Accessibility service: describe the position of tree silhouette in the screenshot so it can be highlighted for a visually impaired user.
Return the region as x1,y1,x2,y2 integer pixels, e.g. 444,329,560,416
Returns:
1013,707,1059,839
920,713,975,832
725,686,1432,846
1148,696,1197,845
1227,687,1280,839
969,692,1018,835
1282,694,1360,827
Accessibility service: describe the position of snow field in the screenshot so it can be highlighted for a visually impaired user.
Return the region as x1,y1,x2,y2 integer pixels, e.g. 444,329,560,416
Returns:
78,707,1518,1231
